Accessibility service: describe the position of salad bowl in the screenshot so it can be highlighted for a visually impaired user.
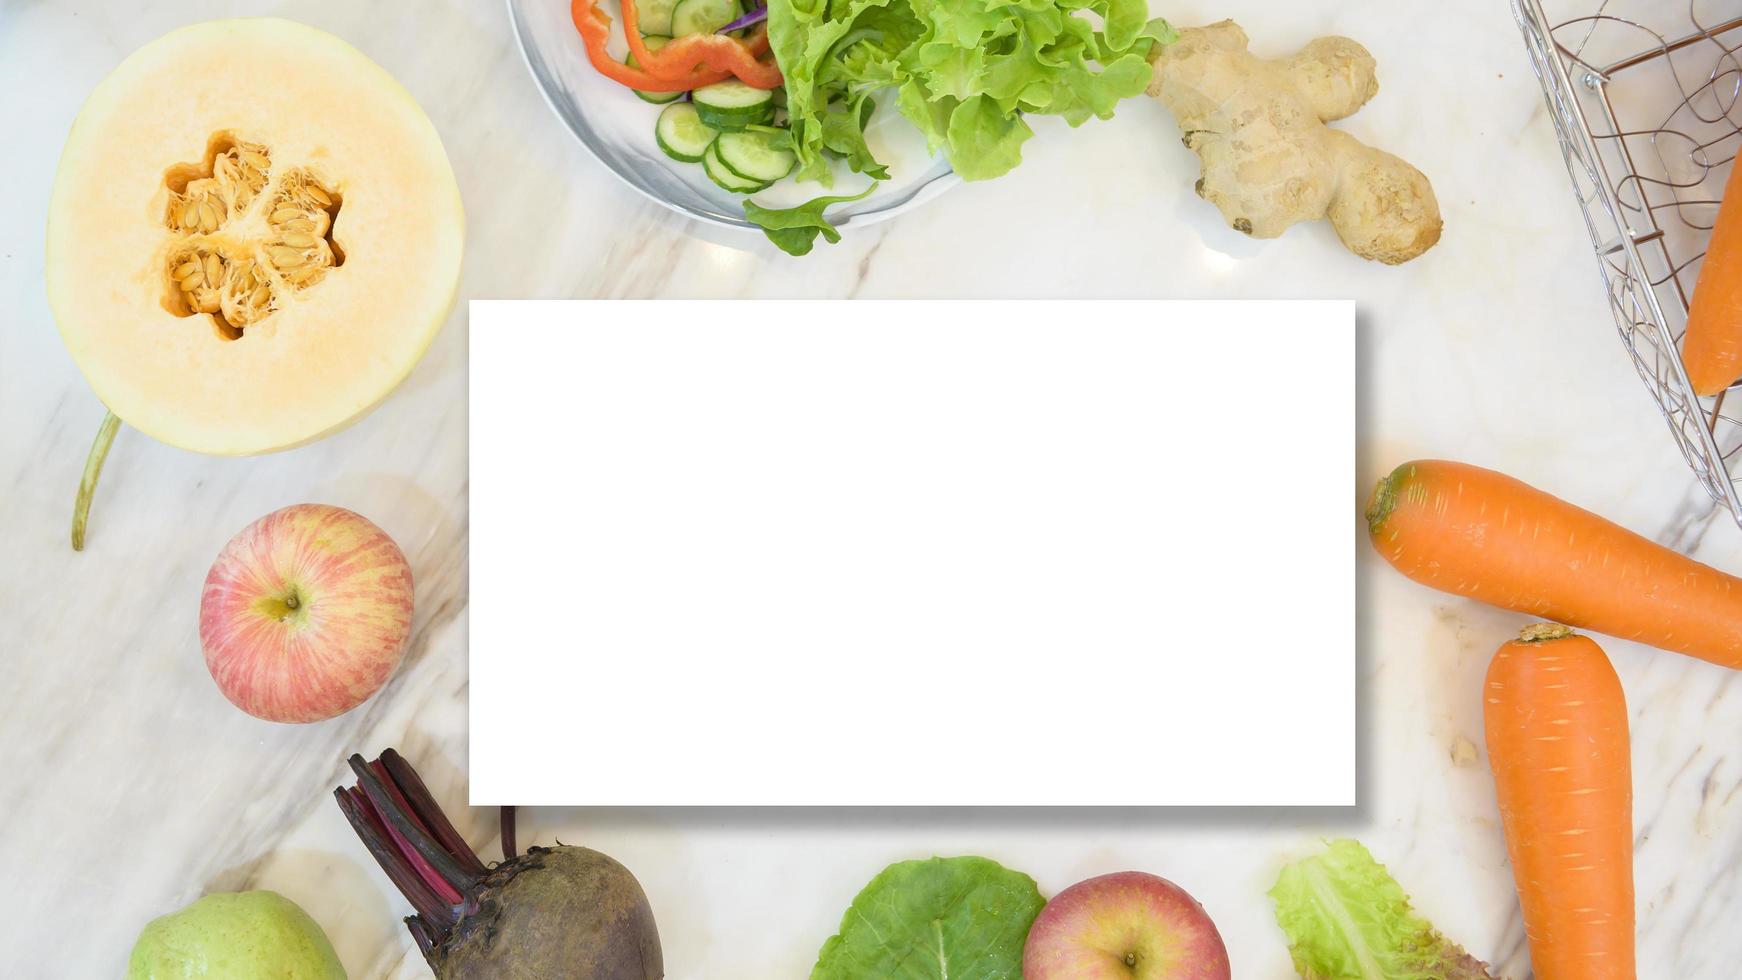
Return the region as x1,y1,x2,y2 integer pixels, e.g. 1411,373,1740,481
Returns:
506,0,959,233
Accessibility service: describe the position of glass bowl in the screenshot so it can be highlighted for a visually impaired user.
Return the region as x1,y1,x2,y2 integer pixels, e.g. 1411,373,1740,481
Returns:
506,0,958,232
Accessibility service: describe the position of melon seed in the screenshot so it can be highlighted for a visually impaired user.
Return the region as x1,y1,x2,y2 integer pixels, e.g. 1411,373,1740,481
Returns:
158,137,346,332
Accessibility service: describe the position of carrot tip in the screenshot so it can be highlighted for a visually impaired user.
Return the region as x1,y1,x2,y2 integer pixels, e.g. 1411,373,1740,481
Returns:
1365,465,1408,536
1518,622,1575,644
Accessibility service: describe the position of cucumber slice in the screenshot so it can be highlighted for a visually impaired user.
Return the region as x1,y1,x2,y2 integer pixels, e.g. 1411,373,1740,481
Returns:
692,79,774,112
713,129,795,183
671,0,742,36
693,82,775,131
628,37,680,105
655,103,719,163
703,142,768,193
637,0,680,35
696,105,772,132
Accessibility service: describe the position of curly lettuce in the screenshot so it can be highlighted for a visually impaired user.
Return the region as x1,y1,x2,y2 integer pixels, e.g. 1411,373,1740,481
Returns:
1269,840,1499,980
753,0,1173,252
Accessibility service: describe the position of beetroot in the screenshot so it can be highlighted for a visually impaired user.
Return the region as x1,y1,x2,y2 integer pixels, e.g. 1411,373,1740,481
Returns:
335,750,663,979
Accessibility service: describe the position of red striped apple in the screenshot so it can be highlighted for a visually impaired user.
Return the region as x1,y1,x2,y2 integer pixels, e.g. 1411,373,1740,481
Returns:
200,504,413,723
1023,871,1231,980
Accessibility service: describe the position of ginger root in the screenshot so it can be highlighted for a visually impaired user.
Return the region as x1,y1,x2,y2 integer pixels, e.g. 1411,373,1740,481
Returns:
1147,20,1442,264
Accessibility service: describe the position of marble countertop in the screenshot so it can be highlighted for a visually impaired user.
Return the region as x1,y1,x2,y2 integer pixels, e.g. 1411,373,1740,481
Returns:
5,0,1742,976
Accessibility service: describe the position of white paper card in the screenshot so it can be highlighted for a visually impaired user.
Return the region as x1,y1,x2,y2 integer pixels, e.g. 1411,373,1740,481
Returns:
470,300,1355,806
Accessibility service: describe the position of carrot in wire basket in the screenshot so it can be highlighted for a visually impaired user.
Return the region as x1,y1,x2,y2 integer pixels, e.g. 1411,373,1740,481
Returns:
1366,459,1742,669
1682,160,1742,395
1484,624,1634,980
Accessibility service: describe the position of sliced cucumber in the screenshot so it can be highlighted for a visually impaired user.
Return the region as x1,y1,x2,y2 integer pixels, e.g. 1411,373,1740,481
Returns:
655,103,719,163
628,36,680,104
702,142,768,193
692,79,774,112
693,82,776,131
637,0,681,35
697,105,772,132
693,83,776,132
713,129,795,183
671,0,742,36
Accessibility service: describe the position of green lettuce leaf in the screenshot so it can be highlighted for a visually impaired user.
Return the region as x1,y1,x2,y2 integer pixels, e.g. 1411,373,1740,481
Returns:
819,95,890,181
810,856,1044,980
744,184,877,256
770,0,911,184
942,94,1031,180
1269,840,1499,980
752,0,1171,248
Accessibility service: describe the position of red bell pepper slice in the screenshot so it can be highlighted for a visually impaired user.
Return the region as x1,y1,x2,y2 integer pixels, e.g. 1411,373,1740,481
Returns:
630,31,782,90
572,0,782,92
571,0,736,91
619,0,781,89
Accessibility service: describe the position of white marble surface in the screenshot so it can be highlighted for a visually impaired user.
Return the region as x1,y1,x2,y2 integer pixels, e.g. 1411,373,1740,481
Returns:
5,0,1742,977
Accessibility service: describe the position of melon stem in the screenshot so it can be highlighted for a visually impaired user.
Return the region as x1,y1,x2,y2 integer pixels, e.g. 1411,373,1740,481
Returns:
71,410,121,552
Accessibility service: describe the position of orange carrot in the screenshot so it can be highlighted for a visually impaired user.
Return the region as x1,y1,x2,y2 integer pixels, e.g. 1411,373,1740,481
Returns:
1484,624,1634,980
1366,459,1742,669
1683,160,1742,396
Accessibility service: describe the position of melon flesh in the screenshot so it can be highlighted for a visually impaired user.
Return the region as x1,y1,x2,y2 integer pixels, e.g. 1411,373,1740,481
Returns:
47,19,464,455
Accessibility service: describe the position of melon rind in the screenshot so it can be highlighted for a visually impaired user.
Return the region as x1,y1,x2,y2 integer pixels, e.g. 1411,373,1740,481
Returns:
46,18,464,456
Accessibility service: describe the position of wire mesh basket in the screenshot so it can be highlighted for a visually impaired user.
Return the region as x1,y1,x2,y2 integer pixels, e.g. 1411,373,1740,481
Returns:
1514,0,1742,522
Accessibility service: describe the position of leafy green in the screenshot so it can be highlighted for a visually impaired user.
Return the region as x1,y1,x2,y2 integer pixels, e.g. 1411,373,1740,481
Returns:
1269,840,1498,980
743,184,877,256
750,0,1173,249
810,856,1044,980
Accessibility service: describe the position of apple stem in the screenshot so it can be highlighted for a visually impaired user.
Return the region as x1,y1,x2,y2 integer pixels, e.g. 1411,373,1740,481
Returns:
501,805,518,860
71,409,121,552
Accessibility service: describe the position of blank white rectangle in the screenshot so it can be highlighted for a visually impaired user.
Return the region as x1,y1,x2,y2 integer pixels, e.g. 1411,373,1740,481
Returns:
470,300,1354,806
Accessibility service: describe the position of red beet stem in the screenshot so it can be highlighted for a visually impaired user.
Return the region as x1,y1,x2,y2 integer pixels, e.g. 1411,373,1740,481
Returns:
405,914,440,959
366,759,474,901
355,781,466,908
501,805,518,861
349,755,476,900
334,787,460,928
379,749,488,878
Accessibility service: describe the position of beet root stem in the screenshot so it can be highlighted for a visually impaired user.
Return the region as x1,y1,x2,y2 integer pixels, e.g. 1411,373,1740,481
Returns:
380,748,488,878
334,786,462,929
349,754,477,899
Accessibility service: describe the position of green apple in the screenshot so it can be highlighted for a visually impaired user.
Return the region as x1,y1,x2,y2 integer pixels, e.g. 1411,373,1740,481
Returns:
127,891,346,979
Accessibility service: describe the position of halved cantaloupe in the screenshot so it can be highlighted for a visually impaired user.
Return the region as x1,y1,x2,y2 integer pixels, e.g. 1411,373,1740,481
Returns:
47,19,464,545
